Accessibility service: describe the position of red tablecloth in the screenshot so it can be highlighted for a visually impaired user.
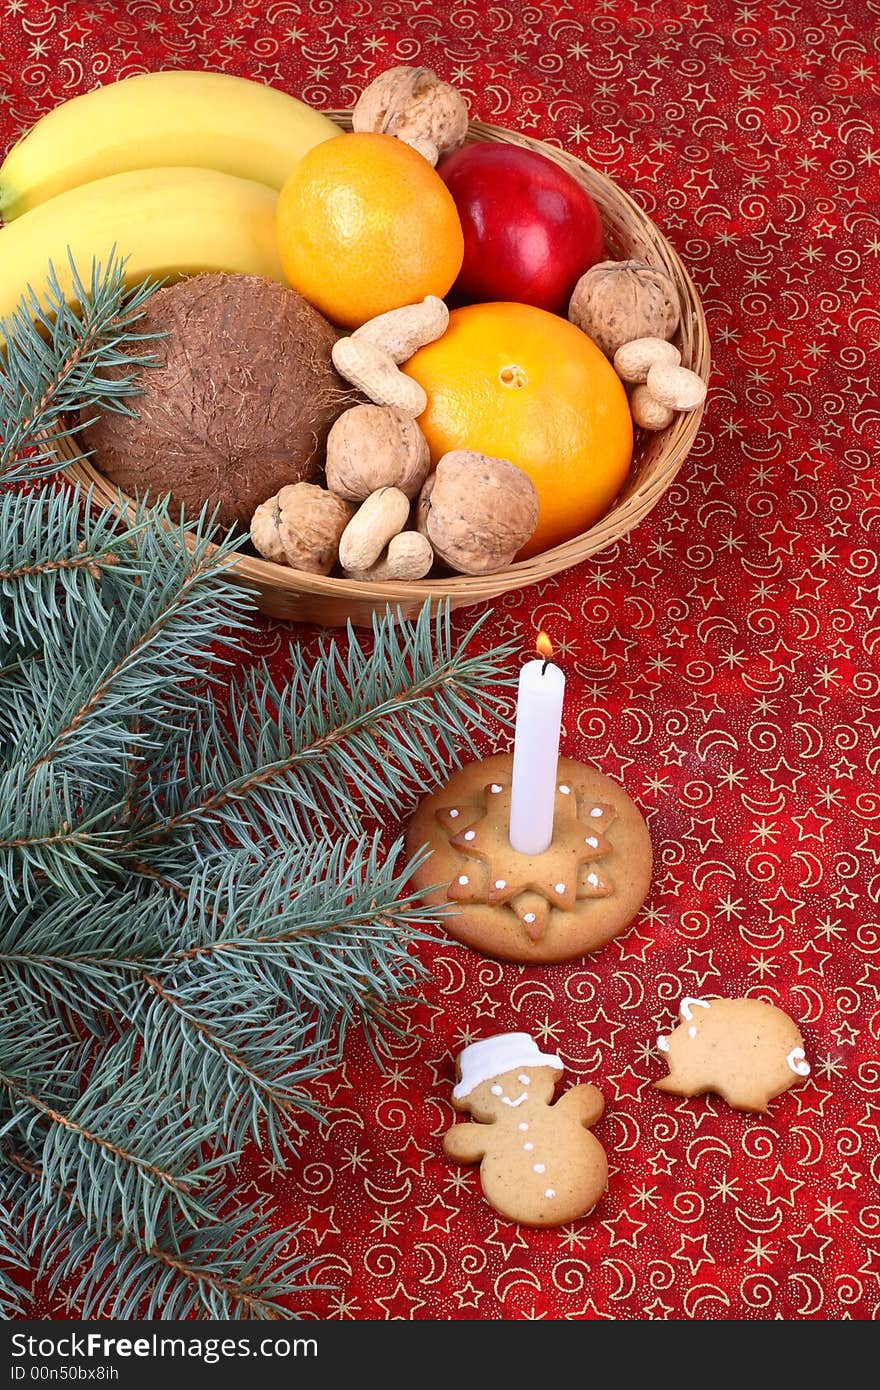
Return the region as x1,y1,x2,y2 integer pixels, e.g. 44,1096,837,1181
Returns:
4,0,879,1322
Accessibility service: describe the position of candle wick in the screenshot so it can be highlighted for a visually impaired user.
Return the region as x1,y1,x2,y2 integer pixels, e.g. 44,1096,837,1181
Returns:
541,659,552,676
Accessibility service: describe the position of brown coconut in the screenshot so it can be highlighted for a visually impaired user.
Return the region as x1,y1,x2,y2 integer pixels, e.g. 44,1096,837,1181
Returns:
81,273,359,530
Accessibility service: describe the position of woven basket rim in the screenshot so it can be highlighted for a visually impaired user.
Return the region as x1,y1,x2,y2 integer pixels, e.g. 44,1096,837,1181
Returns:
60,111,710,614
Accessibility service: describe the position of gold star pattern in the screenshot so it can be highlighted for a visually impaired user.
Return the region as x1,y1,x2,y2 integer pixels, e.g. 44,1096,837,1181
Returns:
453,1281,485,1309
374,1282,427,1320
436,778,615,942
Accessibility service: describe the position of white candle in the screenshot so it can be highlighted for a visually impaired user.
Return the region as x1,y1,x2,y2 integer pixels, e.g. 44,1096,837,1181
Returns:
508,650,564,856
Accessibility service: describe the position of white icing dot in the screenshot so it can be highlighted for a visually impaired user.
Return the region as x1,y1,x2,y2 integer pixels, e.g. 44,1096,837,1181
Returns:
458,875,469,886
586,836,598,848
558,784,571,795
448,808,459,818
787,1047,811,1077
587,873,599,887
554,882,565,894
545,1188,556,1199
491,1084,503,1096
523,1142,534,1152
533,1163,546,1174
523,912,536,924
680,997,711,1022
495,879,506,889
518,1074,531,1085
688,1025,697,1038
490,783,503,794
657,1035,670,1052
518,1122,529,1132
463,830,476,841
590,807,602,818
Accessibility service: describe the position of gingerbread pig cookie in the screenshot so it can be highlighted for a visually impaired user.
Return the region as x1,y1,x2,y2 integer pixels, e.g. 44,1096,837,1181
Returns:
655,996,811,1114
407,753,652,963
443,1032,608,1227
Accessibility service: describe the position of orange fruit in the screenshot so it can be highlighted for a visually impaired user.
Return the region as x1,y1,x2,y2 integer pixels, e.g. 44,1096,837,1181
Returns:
276,132,464,328
406,302,633,558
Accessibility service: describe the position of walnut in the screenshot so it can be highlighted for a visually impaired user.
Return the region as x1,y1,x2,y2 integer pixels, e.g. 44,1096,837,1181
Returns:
352,66,469,166
417,450,539,574
326,405,431,501
250,482,354,574
568,259,681,359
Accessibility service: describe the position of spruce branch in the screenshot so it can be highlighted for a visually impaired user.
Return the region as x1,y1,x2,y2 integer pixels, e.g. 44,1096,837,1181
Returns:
1,1038,228,1247
8,1153,315,1319
138,972,326,1160
126,836,438,1161
0,486,132,648
0,252,161,481
0,255,516,1318
133,603,516,854
0,886,177,1026
0,1189,30,1317
14,504,248,782
0,773,127,908
0,504,253,906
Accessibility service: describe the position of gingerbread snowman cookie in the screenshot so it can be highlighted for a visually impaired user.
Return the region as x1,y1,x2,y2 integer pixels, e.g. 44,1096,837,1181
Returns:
443,1033,608,1227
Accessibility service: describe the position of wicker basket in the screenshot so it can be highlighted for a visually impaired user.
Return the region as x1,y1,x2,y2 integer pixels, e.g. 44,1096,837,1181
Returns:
59,113,710,627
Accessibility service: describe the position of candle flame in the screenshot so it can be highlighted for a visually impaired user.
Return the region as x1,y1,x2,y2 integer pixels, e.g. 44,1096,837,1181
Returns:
535,631,553,660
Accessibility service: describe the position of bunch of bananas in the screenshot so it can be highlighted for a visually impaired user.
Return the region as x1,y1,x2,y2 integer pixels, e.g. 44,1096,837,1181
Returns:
0,71,340,322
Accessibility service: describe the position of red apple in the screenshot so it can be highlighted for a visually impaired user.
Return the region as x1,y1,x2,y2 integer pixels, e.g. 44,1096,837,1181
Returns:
438,142,606,313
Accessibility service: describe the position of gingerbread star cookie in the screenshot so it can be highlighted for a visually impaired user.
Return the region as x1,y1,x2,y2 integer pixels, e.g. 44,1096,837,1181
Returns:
407,753,652,963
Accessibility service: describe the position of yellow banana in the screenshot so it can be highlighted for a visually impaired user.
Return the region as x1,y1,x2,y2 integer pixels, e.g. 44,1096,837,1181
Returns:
0,70,339,220
0,166,284,326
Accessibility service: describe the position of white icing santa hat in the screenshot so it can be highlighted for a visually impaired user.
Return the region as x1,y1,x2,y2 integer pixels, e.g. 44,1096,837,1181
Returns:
453,1032,564,1099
